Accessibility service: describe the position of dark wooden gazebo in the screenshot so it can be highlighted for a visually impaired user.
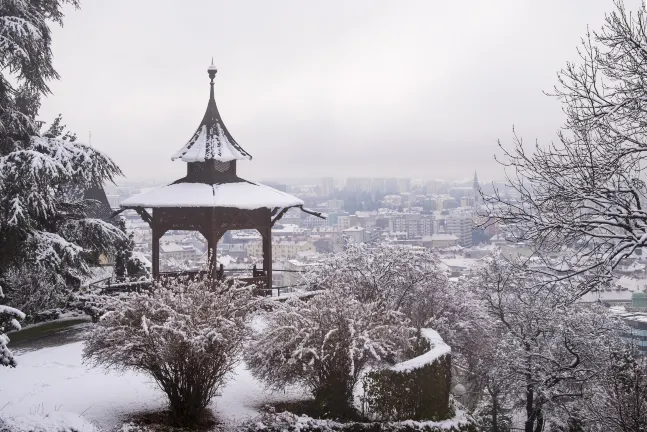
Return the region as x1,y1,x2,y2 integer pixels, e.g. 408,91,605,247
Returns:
120,64,321,291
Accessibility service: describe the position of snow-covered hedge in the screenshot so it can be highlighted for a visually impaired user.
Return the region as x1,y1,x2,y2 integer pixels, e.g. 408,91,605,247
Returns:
238,408,476,432
362,329,452,421
0,411,98,432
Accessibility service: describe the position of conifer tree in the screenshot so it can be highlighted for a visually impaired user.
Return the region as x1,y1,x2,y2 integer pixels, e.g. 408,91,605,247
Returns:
0,0,126,363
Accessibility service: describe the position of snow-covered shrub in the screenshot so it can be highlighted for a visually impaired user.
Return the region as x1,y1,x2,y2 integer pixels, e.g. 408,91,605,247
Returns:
238,407,478,432
246,288,416,418
0,411,97,432
0,286,25,367
83,276,255,426
305,243,449,328
362,329,453,421
1,266,71,321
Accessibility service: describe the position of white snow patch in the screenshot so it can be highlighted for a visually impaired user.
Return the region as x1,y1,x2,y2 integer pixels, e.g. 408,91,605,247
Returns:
0,341,306,429
0,411,99,432
391,329,450,373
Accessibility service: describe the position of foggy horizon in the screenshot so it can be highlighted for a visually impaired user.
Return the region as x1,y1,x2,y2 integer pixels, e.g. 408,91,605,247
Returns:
38,0,639,183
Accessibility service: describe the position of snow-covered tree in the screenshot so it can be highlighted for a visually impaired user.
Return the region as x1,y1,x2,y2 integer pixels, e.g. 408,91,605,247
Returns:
0,0,126,308
484,1,647,295
467,254,624,432
2,265,69,319
83,277,255,426
245,288,415,418
306,243,449,328
0,109,125,285
579,347,647,432
0,286,25,368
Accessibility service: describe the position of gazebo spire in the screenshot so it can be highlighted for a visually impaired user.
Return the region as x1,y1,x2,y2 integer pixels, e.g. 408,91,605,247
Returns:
172,64,252,165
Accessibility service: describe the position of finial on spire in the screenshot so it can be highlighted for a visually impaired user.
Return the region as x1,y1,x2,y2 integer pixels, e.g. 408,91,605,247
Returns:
207,58,218,83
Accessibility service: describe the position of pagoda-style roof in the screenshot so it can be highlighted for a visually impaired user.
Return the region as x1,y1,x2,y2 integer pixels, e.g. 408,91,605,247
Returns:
120,181,304,209
172,64,251,163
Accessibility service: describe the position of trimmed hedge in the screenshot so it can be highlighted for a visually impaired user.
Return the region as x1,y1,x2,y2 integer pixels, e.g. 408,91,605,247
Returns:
362,330,453,421
238,409,477,432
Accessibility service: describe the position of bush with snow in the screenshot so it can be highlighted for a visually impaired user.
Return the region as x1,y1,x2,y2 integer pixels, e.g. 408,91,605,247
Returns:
306,244,448,328
83,276,256,426
0,411,98,432
0,286,25,368
245,288,416,419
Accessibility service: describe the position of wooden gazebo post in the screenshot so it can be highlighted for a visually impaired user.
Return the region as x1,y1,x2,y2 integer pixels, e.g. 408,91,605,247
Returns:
262,226,272,292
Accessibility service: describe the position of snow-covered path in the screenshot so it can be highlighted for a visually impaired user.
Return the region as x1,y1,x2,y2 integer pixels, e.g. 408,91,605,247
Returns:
0,342,306,430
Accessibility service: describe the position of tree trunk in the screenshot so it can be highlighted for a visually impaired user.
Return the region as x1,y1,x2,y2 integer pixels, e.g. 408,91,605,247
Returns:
525,384,534,432
492,393,499,432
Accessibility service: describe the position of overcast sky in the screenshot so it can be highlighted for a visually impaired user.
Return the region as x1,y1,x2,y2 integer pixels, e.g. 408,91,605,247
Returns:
39,0,641,183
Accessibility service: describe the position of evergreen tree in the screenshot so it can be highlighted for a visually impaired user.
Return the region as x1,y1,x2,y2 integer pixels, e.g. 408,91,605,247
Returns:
0,0,126,362
0,0,125,283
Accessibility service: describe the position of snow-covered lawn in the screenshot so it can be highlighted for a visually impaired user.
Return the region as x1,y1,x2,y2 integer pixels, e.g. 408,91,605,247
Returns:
0,341,306,430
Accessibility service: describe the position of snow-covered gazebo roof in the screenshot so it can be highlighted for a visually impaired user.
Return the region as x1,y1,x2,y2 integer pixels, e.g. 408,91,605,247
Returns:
121,181,303,209
172,63,251,163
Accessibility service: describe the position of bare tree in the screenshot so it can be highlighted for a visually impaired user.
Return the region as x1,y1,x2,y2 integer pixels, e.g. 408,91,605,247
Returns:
484,1,647,296
579,347,647,432
468,254,623,432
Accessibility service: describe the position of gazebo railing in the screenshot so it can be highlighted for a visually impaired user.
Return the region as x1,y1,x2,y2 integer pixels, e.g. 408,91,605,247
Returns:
89,266,308,297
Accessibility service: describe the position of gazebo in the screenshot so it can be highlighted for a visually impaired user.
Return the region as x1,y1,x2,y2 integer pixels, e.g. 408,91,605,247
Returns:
120,64,322,291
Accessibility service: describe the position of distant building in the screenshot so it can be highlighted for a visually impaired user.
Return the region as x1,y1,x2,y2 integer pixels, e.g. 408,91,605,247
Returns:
343,226,366,244
446,213,473,247
302,215,327,229
160,243,200,262
460,196,475,208
385,178,399,194
320,177,335,197
387,214,433,239
327,199,344,211
398,178,412,193
609,308,647,356
346,177,372,193
338,215,351,230
424,233,459,249
246,240,316,260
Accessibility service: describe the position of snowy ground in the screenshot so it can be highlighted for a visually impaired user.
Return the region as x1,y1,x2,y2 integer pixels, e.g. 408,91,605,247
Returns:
0,339,307,430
